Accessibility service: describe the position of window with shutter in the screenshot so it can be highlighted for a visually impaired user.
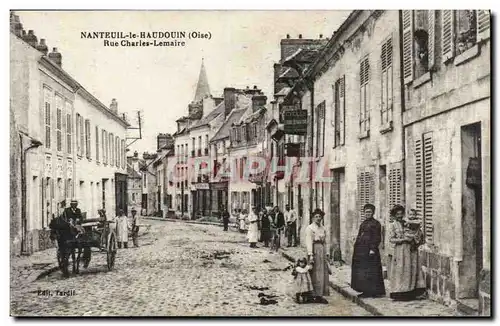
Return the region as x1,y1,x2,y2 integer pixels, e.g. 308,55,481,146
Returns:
359,58,370,135
333,76,346,147
44,89,52,149
66,110,72,154
95,126,99,162
116,136,119,167
357,169,375,221
415,138,424,222
402,10,414,84
423,132,433,243
79,116,84,157
428,10,436,70
84,119,91,159
109,133,114,165
56,107,62,152
388,161,404,209
441,10,455,62
381,37,394,125
477,10,490,41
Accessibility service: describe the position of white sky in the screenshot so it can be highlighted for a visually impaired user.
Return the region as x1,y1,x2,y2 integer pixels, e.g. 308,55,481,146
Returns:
16,10,350,153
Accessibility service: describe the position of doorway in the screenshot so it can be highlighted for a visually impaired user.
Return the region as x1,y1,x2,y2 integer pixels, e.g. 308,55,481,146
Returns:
459,122,483,299
330,168,345,261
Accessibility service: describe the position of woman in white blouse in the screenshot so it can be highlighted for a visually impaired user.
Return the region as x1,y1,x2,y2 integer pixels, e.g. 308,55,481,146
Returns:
305,208,330,303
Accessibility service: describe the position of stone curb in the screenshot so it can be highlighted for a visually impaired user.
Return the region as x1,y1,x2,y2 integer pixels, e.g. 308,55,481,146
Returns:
142,217,223,227
279,249,383,316
33,265,59,282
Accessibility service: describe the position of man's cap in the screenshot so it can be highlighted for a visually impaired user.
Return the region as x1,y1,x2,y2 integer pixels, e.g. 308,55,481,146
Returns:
70,199,78,204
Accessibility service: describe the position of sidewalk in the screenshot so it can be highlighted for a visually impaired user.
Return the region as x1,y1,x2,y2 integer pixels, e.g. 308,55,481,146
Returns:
11,247,59,287
279,246,458,316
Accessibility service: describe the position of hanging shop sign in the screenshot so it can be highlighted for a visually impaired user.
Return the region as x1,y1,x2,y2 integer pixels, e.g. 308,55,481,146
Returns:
283,110,308,135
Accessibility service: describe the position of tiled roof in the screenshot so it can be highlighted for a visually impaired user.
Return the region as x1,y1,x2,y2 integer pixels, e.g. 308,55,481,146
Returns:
242,107,266,124
173,127,187,137
210,108,246,143
189,101,225,130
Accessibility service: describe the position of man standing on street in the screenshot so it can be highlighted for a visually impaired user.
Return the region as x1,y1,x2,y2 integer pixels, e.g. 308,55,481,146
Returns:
273,206,285,250
221,206,230,231
130,208,140,247
284,204,297,247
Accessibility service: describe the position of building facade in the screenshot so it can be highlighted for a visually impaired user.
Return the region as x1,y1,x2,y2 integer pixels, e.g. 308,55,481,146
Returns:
401,9,491,314
10,13,129,255
127,151,143,214
277,10,490,315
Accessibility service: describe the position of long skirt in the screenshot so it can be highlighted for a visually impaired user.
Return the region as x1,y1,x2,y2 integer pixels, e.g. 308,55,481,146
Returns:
389,243,426,300
351,245,386,296
311,243,330,297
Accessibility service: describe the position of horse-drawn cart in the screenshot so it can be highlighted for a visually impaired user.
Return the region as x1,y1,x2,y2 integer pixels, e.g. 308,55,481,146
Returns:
52,217,117,277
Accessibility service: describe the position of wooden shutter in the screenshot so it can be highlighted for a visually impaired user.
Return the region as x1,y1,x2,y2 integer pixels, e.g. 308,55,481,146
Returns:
402,10,414,84
477,10,490,42
415,138,424,222
388,161,404,209
442,10,455,63
423,133,434,243
339,76,345,145
357,168,375,221
428,10,436,70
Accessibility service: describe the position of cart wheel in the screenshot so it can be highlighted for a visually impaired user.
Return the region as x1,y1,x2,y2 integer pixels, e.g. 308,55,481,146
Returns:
107,233,117,271
82,247,91,268
58,247,70,277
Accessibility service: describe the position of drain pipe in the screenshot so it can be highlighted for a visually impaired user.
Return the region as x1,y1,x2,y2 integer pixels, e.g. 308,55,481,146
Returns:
20,134,42,255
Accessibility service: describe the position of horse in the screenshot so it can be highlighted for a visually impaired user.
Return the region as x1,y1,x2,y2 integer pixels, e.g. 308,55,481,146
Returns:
49,215,84,277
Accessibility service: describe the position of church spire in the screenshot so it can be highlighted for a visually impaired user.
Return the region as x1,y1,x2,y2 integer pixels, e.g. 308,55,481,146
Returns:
193,58,211,103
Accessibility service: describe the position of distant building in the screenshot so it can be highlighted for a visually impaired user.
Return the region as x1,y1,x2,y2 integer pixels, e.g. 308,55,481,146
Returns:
127,151,143,214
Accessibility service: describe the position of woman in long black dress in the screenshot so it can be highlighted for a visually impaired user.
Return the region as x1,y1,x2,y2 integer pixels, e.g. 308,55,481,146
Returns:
350,203,386,298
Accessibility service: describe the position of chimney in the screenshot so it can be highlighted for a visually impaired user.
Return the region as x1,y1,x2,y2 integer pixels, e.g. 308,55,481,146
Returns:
298,34,302,39
286,34,290,39
157,133,174,150
223,87,236,118
110,98,118,114
25,30,38,48
252,95,267,113
10,14,23,37
36,39,48,55
48,47,62,67
319,34,323,39
214,97,224,107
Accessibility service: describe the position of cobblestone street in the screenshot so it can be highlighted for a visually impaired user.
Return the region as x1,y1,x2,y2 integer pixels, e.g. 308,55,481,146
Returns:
10,220,371,317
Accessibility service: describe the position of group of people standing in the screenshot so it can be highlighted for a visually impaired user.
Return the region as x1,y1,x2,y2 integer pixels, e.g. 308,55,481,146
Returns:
350,203,427,301
221,204,300,250
220,202,427,304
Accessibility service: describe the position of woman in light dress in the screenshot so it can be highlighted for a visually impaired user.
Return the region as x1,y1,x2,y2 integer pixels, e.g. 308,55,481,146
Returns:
305,208,330,304
389,205,426,301
247,207,259,248
115,209,130,249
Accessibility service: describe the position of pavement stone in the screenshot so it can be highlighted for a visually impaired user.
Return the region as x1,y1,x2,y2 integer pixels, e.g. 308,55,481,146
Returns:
10,220,371,317
279,246,458,317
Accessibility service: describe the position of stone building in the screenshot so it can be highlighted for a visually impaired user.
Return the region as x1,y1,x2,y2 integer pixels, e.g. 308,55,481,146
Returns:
279,10,491,315
127,151,143,214
227,87,268,213
401,10,490,315
172,59,214,218
10,13,129,255
268,34,328,215
140,152,158,216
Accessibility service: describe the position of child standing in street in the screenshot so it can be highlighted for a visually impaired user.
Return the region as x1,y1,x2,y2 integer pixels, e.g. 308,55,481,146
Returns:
292,257,314,304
